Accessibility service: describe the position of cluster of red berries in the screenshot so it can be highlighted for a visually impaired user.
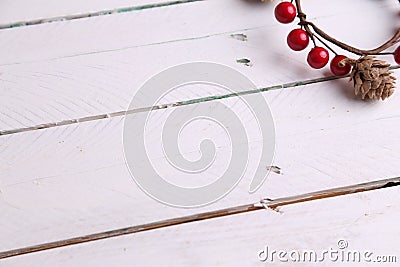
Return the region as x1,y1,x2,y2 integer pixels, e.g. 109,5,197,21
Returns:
274,1,400,75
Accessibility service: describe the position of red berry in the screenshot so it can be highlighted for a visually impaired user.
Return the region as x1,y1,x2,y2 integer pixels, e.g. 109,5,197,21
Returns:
330,55,351,76
287,29,309,51
275,2,297,24
394,46,400,65
307,47,329,69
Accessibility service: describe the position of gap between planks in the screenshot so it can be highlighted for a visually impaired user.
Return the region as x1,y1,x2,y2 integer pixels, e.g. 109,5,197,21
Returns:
0,74,358,136
0,177,399,260
0,0,205,30
1,66,399,136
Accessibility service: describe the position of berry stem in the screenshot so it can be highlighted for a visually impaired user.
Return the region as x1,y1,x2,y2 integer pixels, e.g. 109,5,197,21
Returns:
294,0,316,46
293,0,400,56
313,34,338,56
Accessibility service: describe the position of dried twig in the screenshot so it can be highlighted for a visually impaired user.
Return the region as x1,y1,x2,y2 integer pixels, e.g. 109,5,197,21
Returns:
293,0,400,56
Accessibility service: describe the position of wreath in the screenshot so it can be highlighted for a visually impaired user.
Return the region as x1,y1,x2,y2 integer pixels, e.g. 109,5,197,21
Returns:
273,0,399,100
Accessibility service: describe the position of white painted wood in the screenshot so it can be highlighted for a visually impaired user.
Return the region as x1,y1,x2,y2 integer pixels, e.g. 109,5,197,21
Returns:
1,71,400,251
2,187,399,266
0,0,397,130
0,0,399,262
0,0,176,25
0,0,395,65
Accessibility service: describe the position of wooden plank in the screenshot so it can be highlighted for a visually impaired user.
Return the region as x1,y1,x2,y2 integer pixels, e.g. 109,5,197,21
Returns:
0,0,191,26
2,186,399,266
0,0,395,65
1,178,398,260
0,0,397,130
0,0,399,258
1,71,400,251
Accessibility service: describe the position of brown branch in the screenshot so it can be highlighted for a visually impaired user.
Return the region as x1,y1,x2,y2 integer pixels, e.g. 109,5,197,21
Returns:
294,0,316,46
294,0,400,56
307,21,400,56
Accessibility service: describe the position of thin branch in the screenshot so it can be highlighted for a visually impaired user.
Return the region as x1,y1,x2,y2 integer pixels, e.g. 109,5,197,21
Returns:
313,34,338,55
293,0,400,56
294,0,316,46
307,21,400,56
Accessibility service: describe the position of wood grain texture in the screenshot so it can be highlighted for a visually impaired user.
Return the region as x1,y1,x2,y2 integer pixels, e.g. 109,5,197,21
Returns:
1,177,398,260
0,0,195,26
0,0,396,64
2,186,399,266
0,0,397,130
0,0,399,264
1,71,400,251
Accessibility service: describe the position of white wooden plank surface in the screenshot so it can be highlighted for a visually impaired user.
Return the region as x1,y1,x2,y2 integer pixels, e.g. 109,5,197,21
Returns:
0,0,395,65
0,0,397,130
2,187,399,266
0,0,399,264
0,0,182,26
1,71,400,251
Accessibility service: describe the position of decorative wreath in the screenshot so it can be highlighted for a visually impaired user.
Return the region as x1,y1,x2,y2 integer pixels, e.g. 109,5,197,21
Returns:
272,0,400,100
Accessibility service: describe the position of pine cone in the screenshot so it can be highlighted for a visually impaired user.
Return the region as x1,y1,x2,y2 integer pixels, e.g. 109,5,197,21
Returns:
343,56,396,100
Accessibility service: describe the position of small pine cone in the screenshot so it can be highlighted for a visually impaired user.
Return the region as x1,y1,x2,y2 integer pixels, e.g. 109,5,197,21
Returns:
343,56,396,100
